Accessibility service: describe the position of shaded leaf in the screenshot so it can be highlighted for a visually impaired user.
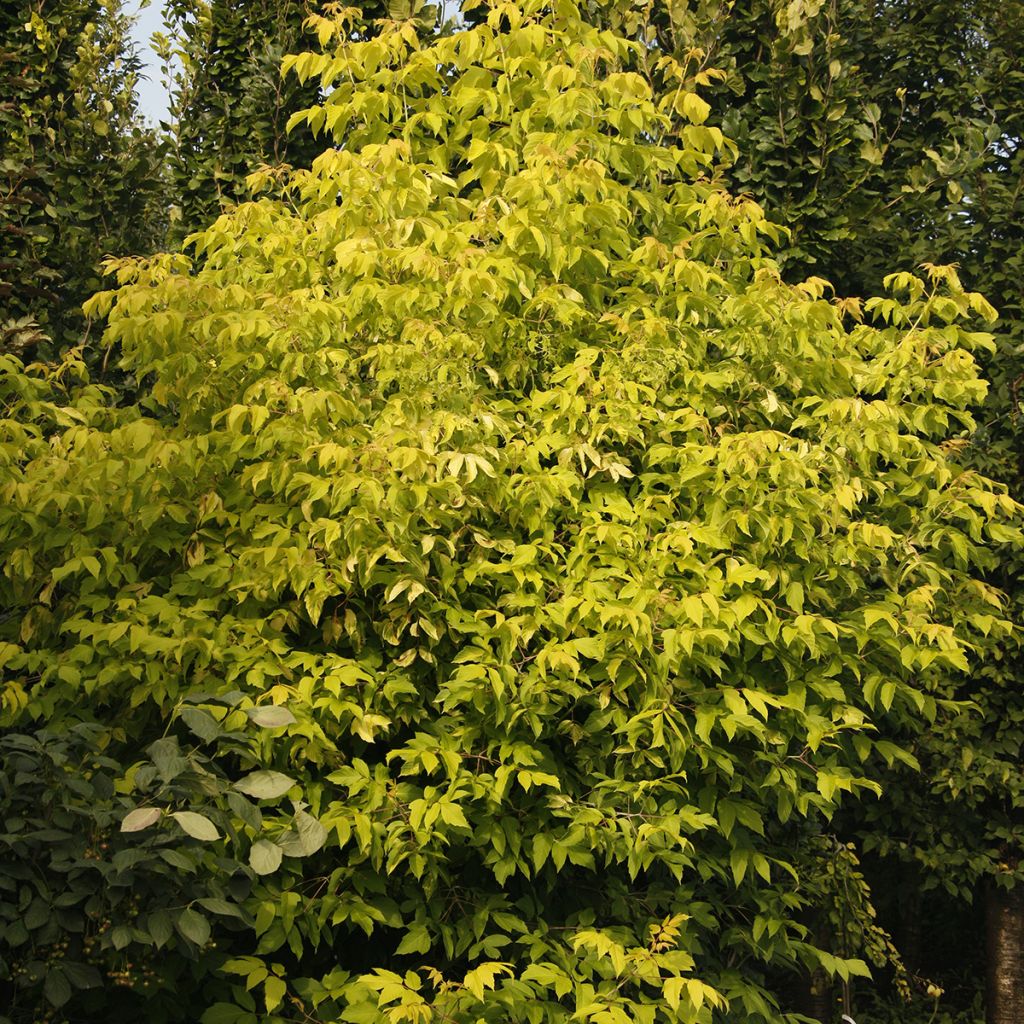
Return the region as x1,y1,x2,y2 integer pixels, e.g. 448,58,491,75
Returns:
249,839,284,875
171,811,220,841
176,908,210,947
277,810,328,857
43,969,71,1008
120,807,161,833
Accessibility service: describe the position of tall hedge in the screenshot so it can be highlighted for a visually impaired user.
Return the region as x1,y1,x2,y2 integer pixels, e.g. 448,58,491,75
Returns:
0,0,165,355
582,1,1023,1014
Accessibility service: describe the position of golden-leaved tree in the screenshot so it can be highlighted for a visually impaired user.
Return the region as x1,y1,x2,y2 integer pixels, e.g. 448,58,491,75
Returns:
0,2,1017,1021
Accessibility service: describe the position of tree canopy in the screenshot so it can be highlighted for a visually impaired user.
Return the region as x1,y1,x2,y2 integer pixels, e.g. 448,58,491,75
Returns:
0,3,1018,1022
0,0,165,355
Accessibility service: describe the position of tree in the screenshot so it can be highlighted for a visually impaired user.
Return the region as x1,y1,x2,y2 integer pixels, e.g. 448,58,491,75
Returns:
159,0,413,237
0,0,165,355
700,4,1024,1019
159,0,323,235
585,1,1024,1017
0,1,1016,1021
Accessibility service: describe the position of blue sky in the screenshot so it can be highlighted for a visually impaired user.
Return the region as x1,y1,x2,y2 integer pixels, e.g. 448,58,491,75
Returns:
128,0,169,124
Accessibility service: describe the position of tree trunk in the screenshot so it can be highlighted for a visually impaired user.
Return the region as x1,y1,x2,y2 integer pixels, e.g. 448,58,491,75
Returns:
798,970,834,1024
898,862,923,974
986,883,1024,1024
794,916,834,1024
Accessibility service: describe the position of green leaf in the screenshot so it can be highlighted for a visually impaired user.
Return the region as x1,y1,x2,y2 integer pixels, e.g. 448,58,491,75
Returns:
43,969,71,1008
120,807,161,832
147,910,175,949
171,811,220,841
201,1003,253,1024
227,790,263,831
247,706,296,728
160,849,197,872
265,975,287,1012
61,961,101,990
198,897,247,920
148,737,189,782
277,811,328,857
249,839,284,875
730,848,749,886
180,706,221,742
232,770,296,800
176,908,210,947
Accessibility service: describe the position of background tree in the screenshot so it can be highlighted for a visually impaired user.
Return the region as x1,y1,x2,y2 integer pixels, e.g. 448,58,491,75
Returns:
705,6,1024,1020
158,0,325,236
158,0,433,237
0,0,165,356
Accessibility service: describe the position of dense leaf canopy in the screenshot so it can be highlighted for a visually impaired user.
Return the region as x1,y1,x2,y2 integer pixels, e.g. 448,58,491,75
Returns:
0,0,164,354
0,2,1019,1021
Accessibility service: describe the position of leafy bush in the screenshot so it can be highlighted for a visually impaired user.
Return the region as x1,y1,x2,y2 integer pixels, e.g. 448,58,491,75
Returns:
0,722,248,1021
0,2,1017,1022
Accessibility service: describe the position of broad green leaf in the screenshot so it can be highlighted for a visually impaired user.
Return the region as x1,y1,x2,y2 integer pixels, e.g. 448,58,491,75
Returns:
233,771,296,800
247,706,297,728
180,707,221,743
176,908,211,947
171,811,220,841
278,811,328,857
120,807,161,832
250,839,284,875
43,969,71,1008
265,976,287,1012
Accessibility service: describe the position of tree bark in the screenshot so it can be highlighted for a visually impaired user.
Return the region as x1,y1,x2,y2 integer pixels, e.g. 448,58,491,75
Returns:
793,915,834,1024
897,862,923,974
986,883,1024,1024
798,970,834,1024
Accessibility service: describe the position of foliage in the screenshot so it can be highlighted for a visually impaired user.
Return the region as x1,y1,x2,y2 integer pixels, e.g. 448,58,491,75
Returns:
0,0,166,355
158,0,321,236
158,0,427,238
719,0,1024,908
0,665,368,1023
583,0,1024,1001
1,3,1018,1021
794,838,908,995
857,989,984,1024
0,720,255,1023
